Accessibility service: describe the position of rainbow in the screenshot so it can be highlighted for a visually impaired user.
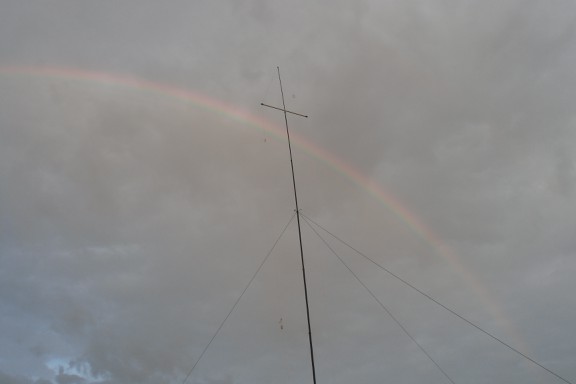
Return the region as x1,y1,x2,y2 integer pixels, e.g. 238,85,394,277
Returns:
0,65,522,349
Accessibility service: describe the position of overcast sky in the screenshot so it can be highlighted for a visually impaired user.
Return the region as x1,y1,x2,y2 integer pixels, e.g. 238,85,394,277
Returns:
1,1,576,383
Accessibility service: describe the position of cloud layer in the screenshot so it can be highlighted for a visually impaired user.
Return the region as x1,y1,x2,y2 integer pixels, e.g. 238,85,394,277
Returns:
1,1,575,383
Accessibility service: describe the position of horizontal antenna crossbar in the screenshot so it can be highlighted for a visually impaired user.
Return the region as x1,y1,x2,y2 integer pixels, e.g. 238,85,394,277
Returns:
261,103,308,118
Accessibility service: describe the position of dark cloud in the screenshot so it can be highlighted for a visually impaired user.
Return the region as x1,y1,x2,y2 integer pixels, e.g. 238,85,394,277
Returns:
0,371,52,384
55,366,85,384
0,371,31,384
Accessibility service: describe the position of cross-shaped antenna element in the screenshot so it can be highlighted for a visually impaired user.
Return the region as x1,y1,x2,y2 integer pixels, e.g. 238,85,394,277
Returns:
260,67,316,384
260,67,308,119
260,102,308,118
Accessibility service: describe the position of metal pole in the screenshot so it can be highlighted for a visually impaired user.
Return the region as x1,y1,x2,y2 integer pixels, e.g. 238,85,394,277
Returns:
275,66,317,384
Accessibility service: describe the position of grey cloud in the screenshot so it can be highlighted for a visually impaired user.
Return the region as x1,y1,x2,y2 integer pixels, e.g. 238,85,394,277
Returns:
1,1,575,383
55,366,85,384
0,371,32,384
0,371,52,384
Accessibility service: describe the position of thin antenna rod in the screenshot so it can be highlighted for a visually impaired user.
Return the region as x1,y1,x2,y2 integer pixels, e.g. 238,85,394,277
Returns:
260,103,309,118
262,67,317,384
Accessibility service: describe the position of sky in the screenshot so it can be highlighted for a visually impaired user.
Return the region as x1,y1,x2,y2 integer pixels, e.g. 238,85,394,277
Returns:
1,1,575,383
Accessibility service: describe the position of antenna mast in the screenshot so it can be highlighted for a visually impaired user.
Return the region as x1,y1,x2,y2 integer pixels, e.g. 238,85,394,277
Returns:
261,67,317,384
